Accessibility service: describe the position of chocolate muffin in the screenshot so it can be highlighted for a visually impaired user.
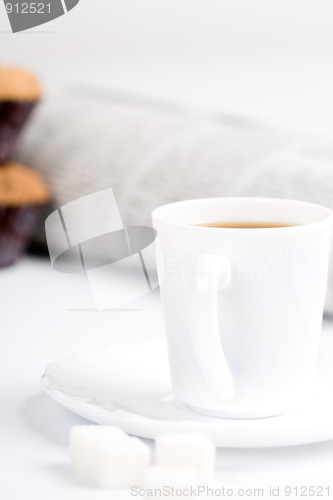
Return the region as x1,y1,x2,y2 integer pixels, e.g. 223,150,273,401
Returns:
0,67,41,164
0,162,50,267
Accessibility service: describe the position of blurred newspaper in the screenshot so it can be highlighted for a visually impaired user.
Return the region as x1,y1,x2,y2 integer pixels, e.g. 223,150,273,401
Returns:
16,87,333,313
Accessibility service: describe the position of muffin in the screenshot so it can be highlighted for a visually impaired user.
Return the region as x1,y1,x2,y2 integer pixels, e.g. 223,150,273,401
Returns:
0,67,41,164
0,162,50,267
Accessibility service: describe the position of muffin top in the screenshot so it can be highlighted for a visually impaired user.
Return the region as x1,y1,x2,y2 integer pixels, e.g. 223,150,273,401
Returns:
0,163,50,206
0,67,41,101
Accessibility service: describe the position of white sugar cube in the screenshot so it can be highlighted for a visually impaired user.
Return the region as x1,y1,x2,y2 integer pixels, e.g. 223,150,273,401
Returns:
69,425,151,488
88,436,151,488
144,466,198,499
155,433,215,484
69,425,129,477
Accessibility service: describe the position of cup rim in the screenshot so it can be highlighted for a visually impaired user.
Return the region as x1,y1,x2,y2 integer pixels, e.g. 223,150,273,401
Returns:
152,197,333,232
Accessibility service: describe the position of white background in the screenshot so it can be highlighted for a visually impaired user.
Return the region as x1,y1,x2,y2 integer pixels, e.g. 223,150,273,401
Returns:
2,2,333,498
1,0,333,134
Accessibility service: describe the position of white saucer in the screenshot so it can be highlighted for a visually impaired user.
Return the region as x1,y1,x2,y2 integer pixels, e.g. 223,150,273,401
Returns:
42,331,333,448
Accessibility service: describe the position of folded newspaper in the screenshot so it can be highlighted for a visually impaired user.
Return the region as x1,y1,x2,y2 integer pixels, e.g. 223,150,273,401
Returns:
16,87,333,313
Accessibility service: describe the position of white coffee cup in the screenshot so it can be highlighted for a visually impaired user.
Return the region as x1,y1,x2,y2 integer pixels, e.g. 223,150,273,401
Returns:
152,197,333,418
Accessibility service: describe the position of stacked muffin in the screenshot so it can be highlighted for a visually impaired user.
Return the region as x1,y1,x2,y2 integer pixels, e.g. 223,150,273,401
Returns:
0,67,50,267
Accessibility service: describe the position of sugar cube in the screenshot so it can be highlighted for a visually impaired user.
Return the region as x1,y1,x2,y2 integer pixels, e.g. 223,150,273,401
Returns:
69,425,151,488
69,425,128,477
88,436,151,488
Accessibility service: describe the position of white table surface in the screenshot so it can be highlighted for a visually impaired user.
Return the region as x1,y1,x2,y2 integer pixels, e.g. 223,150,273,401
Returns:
2,256,333,499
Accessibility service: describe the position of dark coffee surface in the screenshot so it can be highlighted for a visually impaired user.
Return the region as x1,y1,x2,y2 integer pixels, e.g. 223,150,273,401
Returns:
196,221,297,228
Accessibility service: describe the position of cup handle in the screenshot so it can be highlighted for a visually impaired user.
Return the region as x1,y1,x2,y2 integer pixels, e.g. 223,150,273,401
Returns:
190,254,234,400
